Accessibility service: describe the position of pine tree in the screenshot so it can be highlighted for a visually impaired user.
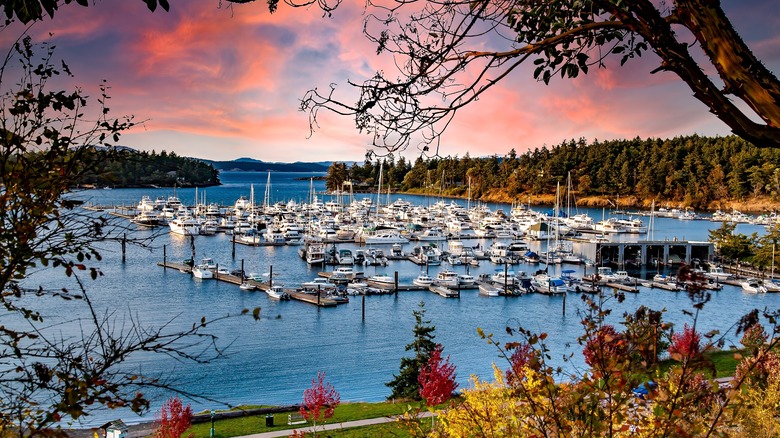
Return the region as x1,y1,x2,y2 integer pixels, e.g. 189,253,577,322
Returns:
386,301,437,400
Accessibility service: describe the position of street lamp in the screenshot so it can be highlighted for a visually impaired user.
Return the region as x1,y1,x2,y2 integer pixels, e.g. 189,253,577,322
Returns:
210,409,215,438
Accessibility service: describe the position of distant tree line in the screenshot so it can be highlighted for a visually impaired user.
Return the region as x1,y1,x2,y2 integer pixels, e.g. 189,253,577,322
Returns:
78,148,220,188
326,135,780,209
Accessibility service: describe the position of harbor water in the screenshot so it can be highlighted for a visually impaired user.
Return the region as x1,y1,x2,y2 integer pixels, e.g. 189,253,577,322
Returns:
39,172,777,425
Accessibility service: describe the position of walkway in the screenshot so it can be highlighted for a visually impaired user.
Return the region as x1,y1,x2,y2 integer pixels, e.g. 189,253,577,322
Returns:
238,412,434,438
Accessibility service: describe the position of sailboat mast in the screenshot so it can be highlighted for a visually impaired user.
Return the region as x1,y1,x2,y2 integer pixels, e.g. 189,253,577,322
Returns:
376,161,383,221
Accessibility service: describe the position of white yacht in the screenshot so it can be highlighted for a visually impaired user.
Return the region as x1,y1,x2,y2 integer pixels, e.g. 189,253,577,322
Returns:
168,216,200,236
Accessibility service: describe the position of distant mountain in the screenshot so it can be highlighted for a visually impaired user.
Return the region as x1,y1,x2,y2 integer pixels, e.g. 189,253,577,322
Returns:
201,158,329,172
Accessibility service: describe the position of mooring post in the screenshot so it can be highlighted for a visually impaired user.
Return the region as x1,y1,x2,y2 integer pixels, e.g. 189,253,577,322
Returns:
163,244,167,265
232,233,236,259
394,271,399,295
241,259,245,281
317,285,321,306
362,294,366,321
121,233,126,263
562,291,566,316
269,265,273,288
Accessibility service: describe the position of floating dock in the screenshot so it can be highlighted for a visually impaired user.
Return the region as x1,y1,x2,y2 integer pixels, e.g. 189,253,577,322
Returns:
158,261,340,307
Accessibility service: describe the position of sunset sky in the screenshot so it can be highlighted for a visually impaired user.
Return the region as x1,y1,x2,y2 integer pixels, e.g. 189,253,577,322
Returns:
3,1,778,163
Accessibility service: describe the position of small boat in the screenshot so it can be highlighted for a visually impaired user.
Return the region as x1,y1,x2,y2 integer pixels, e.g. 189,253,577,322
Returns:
458,274,476,288
301,277,332,290
491,270,517,286
478,283,501,297
741,278,768,294
429,284,459,298
763,279,780,292
368,273,395,286
239,282,257,291
192,265,213,279
704,265,733,281
413,273,434,287
266,285,291,300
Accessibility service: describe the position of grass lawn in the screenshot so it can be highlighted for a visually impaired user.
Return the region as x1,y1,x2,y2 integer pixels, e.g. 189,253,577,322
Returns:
187,401,414,438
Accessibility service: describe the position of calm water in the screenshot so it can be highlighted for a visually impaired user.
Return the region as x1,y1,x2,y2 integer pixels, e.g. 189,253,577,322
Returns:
38,172,776,425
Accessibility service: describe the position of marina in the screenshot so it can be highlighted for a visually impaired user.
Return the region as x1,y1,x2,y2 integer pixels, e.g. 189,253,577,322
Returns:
55,171,780,427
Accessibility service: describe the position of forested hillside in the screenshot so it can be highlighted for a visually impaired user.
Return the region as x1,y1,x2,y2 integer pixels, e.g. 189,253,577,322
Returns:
77,148,220,188
326,135,780,210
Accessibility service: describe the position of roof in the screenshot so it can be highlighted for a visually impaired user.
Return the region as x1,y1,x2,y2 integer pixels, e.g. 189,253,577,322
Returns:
100,419,128,431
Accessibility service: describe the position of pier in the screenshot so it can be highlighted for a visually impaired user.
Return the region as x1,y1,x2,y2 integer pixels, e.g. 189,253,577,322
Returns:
158,261,340,307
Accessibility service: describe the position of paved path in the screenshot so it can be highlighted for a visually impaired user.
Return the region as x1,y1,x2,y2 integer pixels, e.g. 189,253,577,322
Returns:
237,412,434,438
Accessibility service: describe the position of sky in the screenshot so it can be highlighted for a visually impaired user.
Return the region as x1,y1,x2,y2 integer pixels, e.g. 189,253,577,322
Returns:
2,0,779,163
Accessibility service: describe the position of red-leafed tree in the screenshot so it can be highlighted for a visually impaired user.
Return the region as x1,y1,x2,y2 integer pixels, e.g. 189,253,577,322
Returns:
582,324,627,368
300,371,340,434
154,396,193,438
418,344,458,407
505,342,533,386
668,323,702,360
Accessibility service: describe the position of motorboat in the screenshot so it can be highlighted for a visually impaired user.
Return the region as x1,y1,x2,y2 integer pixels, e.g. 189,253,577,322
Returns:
435,270,460,288
532,273,567,295
368,273,395,286
362,231,409,245
413,273,434,287
491,270,517,286
458,274,476,288
704,265,733,280
330,266,355,282
741,278,768,294
336,249,354,265
478,283,501,297
239,282,257,291
266,285,291,300
191,265,213,279
301,277,332,291
132,210,161,227
763,279,780,292
429,284,459,298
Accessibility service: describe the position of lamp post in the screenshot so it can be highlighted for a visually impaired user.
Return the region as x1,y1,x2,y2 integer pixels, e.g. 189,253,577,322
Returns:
210,409,215,438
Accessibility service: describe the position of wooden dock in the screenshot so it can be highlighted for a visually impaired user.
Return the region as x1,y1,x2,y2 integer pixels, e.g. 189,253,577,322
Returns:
287,291,338,307
650,281,682,291
158,261,339,307
604,282,640,293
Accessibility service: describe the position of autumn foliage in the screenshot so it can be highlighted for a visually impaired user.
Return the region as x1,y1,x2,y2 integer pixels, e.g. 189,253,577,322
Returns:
153,396,193,438
668,323,702,360
418,344,458,407
582,324,627,368
300,371,340,427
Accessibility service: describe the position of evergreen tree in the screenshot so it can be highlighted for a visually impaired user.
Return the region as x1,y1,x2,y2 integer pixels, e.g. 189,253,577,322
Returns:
386,301,437,400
